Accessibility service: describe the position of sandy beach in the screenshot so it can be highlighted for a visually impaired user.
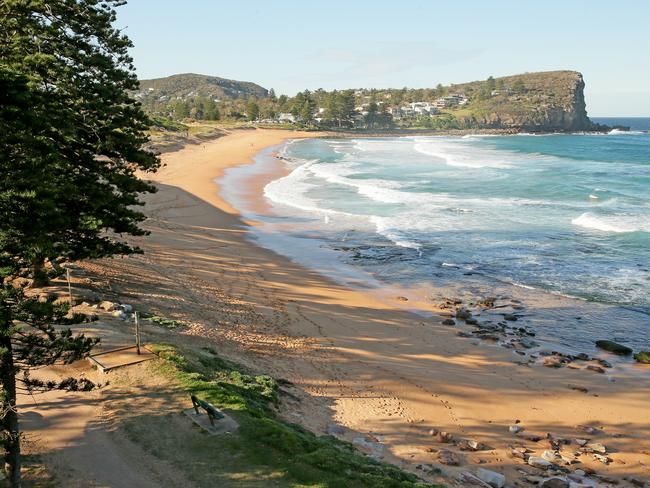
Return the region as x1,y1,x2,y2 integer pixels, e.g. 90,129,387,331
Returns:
86,128,650,484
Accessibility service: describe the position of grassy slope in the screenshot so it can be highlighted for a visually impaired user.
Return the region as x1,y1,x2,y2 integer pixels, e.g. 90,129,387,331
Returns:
121,344,441,488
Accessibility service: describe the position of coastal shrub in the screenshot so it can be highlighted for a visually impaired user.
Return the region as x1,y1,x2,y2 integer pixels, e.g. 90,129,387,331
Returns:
145,315,186,329
634,351,650,364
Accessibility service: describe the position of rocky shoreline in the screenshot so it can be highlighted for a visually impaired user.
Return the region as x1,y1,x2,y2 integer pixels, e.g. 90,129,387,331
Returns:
434,294,649,371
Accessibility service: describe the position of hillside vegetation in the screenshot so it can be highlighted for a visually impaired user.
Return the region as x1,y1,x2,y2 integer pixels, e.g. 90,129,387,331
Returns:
444,70,594,131
138,70,603,132
136,73,268,119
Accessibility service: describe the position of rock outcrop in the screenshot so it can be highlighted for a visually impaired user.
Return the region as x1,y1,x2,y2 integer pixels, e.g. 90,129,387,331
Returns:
450,71,605,132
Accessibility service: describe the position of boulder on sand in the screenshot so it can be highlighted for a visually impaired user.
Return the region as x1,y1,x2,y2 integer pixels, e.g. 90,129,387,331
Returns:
476,468,506,488
595,340,632,355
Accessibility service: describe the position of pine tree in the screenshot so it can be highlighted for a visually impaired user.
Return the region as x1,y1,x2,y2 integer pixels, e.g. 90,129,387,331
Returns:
0,0,161,286
1,2,158,484
246,98,260,121
0,283,98,486
337,90,356,127
365,102,379,128
299,100,312,124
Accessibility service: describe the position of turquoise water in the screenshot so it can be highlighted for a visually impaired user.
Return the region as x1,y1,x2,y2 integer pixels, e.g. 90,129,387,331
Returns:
223,126,650,353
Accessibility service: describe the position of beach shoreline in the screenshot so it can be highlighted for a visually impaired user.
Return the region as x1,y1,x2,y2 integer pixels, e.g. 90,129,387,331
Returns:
113,128,650,484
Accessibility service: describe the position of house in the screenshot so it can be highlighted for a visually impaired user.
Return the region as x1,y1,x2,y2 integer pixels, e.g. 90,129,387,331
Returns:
277,113,296,123
410,102,438,115
434,94,468,108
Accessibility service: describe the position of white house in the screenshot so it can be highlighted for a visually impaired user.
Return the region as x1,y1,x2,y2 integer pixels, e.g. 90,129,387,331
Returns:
277,113,296,123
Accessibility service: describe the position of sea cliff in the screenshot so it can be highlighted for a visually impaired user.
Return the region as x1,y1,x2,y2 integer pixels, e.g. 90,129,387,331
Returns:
448,71,603,132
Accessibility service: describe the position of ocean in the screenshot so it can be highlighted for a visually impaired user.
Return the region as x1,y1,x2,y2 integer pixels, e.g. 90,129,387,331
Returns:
221,119,650,359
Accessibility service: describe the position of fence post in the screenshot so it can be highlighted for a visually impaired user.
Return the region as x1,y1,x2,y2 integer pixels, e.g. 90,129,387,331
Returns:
134,311,141,355
66,268,73,304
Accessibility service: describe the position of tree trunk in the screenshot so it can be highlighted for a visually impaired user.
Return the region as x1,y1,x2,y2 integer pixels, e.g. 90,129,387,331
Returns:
0,330,21,487
31,257,48,288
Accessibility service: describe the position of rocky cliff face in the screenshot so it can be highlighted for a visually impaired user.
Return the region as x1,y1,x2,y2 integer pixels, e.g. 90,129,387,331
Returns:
452,71,603,132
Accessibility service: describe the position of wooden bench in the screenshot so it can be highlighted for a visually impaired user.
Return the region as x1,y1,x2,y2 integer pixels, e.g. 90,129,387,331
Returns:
190,394,224,426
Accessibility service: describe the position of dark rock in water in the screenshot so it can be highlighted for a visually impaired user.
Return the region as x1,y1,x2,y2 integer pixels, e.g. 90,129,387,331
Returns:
595,340,632,355
519,337,539,349
456,308,472,320
597,359,612,368
634,351,650,364
503,314,518,321
457,331,472,338
586,364,606,374
465,317,479,325
476,333,501,342
575,353,590,361
442,318,456,326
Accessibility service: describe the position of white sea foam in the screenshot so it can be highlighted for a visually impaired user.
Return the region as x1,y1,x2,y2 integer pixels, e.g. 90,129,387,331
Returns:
413,137,515,168
370,216,421,249
264,160,345,216
608,129,645,135
571,212,648,233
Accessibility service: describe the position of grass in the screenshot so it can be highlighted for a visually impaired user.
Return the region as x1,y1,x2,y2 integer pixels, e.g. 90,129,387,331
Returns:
142,314,187,330
123,344,442,488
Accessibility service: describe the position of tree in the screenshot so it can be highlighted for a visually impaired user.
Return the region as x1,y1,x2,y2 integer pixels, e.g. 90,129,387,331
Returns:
323,91,339,124
0,284,98,486
174,99,191,119
0,0,160,287
277,94,289,111
365,102,379,128
299,101,312,124
246,98,260,121
268,88,276,101
377,103,393,129
337,90,356,126
202,98,220,120
1,1,159,484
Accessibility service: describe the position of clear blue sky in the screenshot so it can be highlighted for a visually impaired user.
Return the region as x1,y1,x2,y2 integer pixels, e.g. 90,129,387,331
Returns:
117,0,650,116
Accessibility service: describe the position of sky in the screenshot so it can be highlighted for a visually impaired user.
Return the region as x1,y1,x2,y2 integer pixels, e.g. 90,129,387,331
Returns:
117,0,650,116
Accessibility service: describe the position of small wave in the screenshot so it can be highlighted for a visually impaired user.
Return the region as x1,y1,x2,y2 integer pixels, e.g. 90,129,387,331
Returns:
571,212,647,233
264,160,348,216
370,216,421,250
608,129,645,135
413,137,516,169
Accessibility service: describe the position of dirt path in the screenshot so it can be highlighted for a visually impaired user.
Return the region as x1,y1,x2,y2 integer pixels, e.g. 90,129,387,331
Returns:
19,320,191,487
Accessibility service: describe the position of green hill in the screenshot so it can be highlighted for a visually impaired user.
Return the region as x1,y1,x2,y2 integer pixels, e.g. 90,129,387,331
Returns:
137,73,268,100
